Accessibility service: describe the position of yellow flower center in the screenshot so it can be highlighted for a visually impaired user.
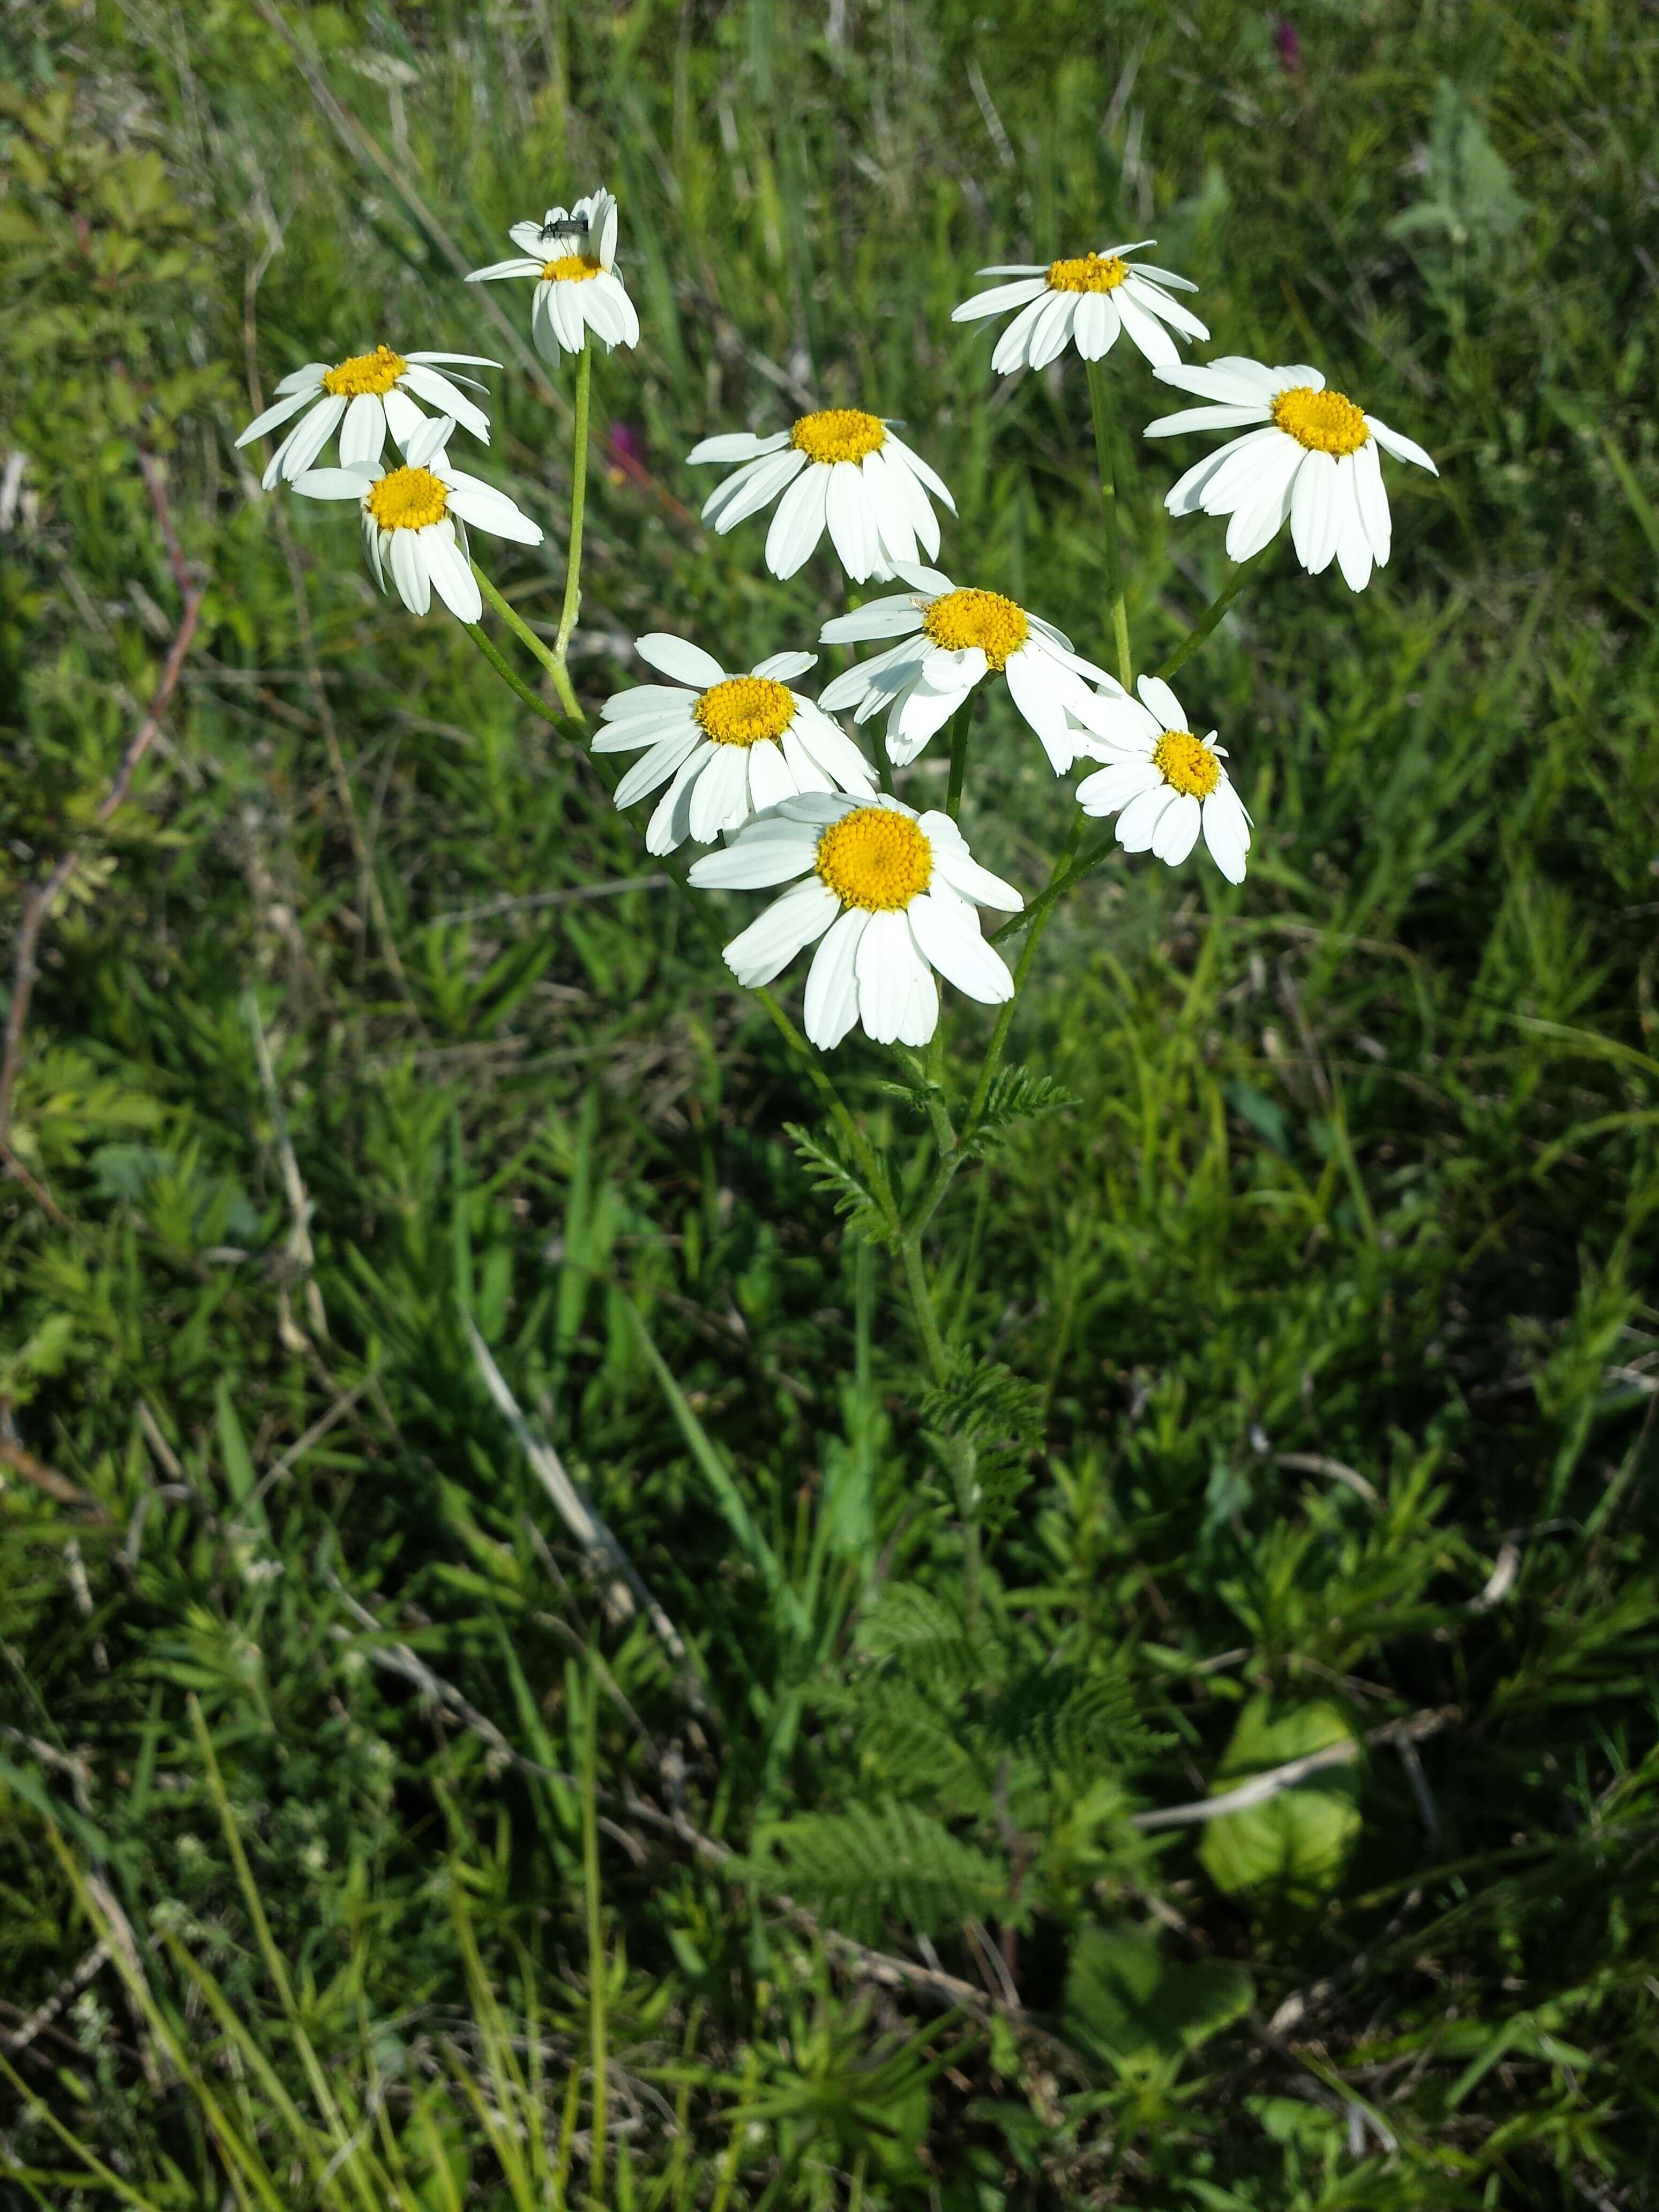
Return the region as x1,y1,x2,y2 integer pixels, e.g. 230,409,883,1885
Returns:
814,808,933,912
920,587,1029,672
542,253,603,282
693,675,796,748
790,408,886,465
364,465,450,533
1047,252,1128,294
1152,729,1220,799
321,345,407,398
1271,384,1370,457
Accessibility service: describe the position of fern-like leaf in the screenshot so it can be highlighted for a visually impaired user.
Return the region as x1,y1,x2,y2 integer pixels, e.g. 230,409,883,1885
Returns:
758,1798,1010,1941
784,1122,892,1245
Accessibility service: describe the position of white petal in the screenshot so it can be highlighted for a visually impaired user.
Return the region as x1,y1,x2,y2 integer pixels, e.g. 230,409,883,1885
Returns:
382,386,425,449
424,529,483,622
592,708,696,753
602,683,701,720
687,826,818,890
468,255,544,281
1149,791,1202,864
1365,416,1438,474
403,412,454,469
635,633,727,687
1290,448,1341,574
1116,784,1178,851
1026,290,1079,370
1163,434,1266,515
1135,675,1187,730
686,430,791,465
1352,438,1392,564
924,838,1023,912
389,528,429,615
881,436,954,513
819,593,926,645
907,894,1014,1005
787,707,877,794
1144,402,1271,438
991,293,1053,375
803,908,869,1049
825,460,878,579
1004,645,1083,768
291,466,370,501
1198,429,1299,515
1124,275,1208,343
235,385,318,447
645,745,714,855
951,276,1049,322
1112,284,1180,367
705,448,808,532
1074,758,1164,815
855,909,926,1045
399,364,490,440
1333,492,1376,591
275,363,329,394
723,877,840,986
746,738,796,811
751,651,817,682
613,728,705,806
688,744,752,842
1073,293,1120,361
1201,781,1251,883
277,392,347,480
1225,464,1298,561
894,959,939,1048
1152,356,1286,407
765,462,831,579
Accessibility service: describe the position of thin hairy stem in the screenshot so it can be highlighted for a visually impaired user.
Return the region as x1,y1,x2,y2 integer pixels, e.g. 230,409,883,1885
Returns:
945,695,974,821
556,340,594,662
1084,357,1134,689
464,621,567,727
1157,548,1268,680
472,561,586,724
581,1666,609,2212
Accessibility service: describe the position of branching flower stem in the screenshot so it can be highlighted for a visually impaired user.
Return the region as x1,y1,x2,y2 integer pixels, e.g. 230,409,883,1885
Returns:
557,340,594,664
472,563,585,724
1084,357,1134,690
462,620,567,727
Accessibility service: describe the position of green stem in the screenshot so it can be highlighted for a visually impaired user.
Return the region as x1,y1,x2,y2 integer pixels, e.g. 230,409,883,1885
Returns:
945,695,974,821
473,562,562,680
1157,549,1267,681
464,621,567,727
472,560,586,726
557,340,594,662
581,1665,607,2212
1084,357,1133,689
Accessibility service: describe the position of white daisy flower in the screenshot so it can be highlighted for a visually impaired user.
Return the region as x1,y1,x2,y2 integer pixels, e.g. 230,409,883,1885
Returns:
686,412,954,583
292,412,542,624
234,344,497,491
596,635,878,855
689,794,1022,1050
465,186,639,360
1146,356,1438,589
817,565,1112,773
951,241,1207,373
1070,674,1251,884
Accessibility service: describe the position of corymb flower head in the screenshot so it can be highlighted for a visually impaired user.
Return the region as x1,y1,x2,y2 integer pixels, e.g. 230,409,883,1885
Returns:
818,565,1111,772
596,634,877,855
292,412,541,623
467,186,639,358
952,241,1207,374
1147,356,1437,589
235,345,497,490
689,794,1022,1050
1071,674,1251,883
687,412,954,582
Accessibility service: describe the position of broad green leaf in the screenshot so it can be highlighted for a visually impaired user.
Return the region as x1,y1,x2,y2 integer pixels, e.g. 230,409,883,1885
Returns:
1199,1697,1360,1910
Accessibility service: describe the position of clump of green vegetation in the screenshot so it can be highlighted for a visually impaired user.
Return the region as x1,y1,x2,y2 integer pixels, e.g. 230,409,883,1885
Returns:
3,2,1658,2206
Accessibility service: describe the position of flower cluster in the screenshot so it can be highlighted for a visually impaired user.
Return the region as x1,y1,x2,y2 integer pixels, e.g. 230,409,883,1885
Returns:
237,186,1436,1057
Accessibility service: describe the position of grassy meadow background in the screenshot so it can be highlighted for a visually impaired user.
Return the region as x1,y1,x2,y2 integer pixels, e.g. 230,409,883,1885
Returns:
3,0,1659,2203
